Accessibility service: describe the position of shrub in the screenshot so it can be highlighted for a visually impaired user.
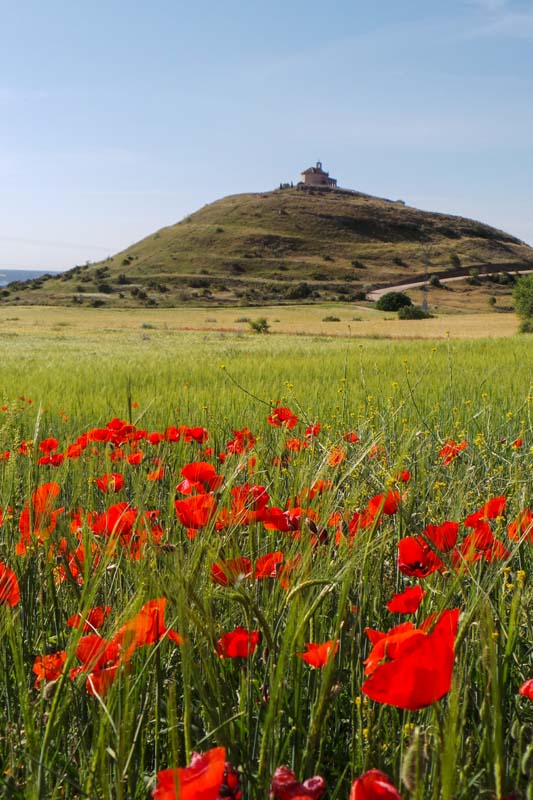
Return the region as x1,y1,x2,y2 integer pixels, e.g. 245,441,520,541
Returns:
375,292,412,311
450,254,461,268
249,317,270,334
398,305,432,320
322,316,340,322
429,274,442,288
519,318,533,333
285,282,312,300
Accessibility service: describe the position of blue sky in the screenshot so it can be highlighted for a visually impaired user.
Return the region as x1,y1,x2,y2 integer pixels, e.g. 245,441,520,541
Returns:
1,0,532,270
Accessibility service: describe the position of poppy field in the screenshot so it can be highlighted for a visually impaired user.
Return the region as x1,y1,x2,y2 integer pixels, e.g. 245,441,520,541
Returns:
1,329,533,799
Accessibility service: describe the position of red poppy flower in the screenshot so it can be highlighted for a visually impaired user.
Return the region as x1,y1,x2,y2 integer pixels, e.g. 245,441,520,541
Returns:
305,424,321,438
367,491,402,517
67,605,112,632
220,761,243,800
464,496,506,527
17,481,64,555
175,493,217,535
349,769,401,799
386,585,425,614
94,473,125,493
148,432,164,445
177,462,223,494
270,765,326,799
32,651,67,689
297,640,339,668
87,427,111,443
327,445,346,466
228,484,270,522
38,453,65,467
70,634,121,696
519,679,533,701
39,437,59,454
260,506,311,534
211,557,252,586
147,466,165,481
164,426,182,442
508,508,533,542
113,598,183,660
183,426,209,443
0,562,20,606
90,502,138,541
268,406,299,429
361,608,460,710
277,554,302,590
216,626,260,658
254,551,284,579
18,439,33,455
438,439,467,466
66,444,83,459
286,438,309,452
397,535,443,578
453,529,510,565
152,746,226,800
343,431,359,443
395,470,412,483
226,427,256,454
423,521,459,552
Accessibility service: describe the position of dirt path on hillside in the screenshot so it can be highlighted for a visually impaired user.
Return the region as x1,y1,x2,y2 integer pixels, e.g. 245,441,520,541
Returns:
367,269,533,301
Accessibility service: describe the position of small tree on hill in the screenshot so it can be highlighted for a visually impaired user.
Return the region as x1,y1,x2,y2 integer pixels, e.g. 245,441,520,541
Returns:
513,275,533,331
375,292,412,312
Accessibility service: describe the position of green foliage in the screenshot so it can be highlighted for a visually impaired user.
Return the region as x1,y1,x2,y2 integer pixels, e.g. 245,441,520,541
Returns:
519,318,533,333
249,316,270,333
285,282,312,300
375,291,412,311
513,275,533,322
398,304,432,319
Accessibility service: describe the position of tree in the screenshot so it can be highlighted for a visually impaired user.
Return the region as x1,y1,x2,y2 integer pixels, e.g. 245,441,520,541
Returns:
375,292,412,312
513,275,533,330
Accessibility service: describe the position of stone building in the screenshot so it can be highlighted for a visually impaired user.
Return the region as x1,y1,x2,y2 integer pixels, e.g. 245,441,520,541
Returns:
300,161,337,187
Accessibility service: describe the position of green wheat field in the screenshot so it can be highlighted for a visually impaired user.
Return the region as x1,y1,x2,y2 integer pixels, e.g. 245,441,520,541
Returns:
1,319,533,799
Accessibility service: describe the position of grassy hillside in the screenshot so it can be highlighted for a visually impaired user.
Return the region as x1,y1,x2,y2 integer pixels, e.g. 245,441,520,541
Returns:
5,185,533,307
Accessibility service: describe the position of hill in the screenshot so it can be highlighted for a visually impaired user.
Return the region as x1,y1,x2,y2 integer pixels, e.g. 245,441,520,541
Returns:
5,186,533,307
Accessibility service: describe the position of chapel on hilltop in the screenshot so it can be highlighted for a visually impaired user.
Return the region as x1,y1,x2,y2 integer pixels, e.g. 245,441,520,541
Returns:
299,161,337,188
